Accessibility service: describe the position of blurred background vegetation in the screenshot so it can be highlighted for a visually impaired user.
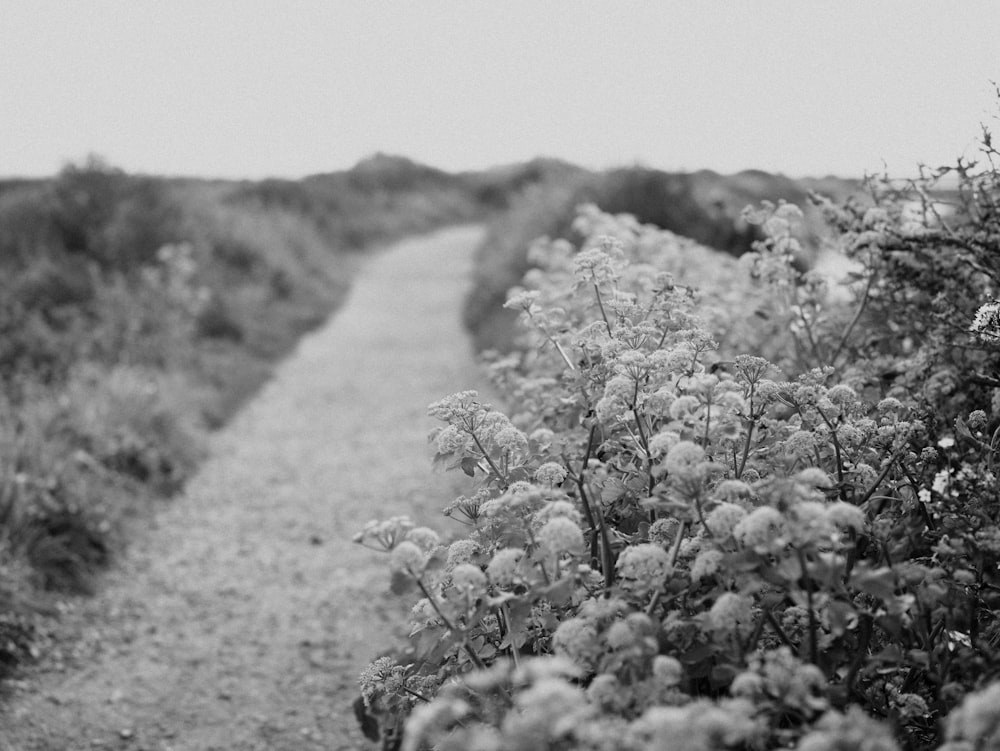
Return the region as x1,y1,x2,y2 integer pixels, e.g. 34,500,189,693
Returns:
0,151,859,677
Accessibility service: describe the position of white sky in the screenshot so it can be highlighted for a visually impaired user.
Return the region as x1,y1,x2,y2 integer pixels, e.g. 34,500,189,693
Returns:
1,1,998,179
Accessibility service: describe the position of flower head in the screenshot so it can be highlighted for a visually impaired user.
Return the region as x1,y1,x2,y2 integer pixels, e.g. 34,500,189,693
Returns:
390,541,428,574
451,563,488,596
616,543,673,594
534,461,568,486
486,547,524,587
538,517,584,556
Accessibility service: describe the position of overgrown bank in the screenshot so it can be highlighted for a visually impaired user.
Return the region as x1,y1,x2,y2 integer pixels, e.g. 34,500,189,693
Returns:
358,112,1000,750
0,154,511,677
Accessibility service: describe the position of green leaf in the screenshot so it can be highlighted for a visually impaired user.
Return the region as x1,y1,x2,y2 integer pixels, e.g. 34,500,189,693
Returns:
460,456,478,478
827,600,857,636
389,569,415,596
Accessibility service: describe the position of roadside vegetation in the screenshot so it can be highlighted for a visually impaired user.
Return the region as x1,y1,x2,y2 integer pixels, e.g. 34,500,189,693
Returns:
0,153,513,678
463,164,859,353
358,105,1000,751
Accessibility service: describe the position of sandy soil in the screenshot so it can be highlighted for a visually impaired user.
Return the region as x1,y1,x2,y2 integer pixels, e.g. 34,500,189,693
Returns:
0,226,492,751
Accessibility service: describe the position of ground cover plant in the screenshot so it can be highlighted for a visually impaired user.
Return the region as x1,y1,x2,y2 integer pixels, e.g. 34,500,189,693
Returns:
357,116,1000,750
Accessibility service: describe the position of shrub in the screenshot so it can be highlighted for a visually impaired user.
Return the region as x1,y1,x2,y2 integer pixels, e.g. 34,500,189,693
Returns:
357,118,1000,750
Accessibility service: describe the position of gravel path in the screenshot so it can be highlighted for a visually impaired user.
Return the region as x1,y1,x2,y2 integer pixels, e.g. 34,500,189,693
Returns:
0,226,491,751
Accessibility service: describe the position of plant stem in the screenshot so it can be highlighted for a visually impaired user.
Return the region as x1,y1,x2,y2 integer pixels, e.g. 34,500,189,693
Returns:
796,547,820,666
413,575,486,670
469,430,508,490
594,283,613,336
578,478,615,592
830,270,876,367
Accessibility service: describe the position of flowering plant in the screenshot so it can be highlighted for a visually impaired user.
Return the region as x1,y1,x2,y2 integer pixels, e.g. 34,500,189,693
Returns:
357,122,1000,750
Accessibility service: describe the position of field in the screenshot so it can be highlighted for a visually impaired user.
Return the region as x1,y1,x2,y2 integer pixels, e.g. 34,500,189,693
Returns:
1,131,999,751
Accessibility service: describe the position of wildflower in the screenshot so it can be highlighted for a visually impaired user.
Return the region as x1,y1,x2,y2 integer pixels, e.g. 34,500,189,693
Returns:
534,500,583,527
731,668,766,700
534,461,568,486
574,244,620,279
826,384,858,407
586,673,626,711
552,617,602,670
888,689,929,720
427,390,485,422
668,396,701,420
705,502,747,538
494,425,528,453
628,699,759,751
970,300,1000,341
648,517,680,546
443,489,491,524
756,379,781,403
605,620,637,650
579,596,629,621
734,354,771,383
876,397,904,414
734,506,786,551
648,430,680,458
616,543,673,593
824,502,866,533
849,462,878,488
932,469,951,496
942,680,1000,749
446,539,479,569
390,541,428,574
706,592,754,637
435,424,468,453
407,527,441,551
502,676,586,747
664,441,706,476
662,344,697,374
529,427,555,446
712,479,753,504
795,467,833,489
354,516,415,550
785,430,817,457
486,547,524,587
504,288,541,310
625,611,654,635
797,706,900,751
747,647,828,713
836,424,863,446
451,563,488,596
512,654,582,684
968,409,988,431
358,655,402,706
402,698,473,751
651,655,683,687
690,549,724,581
538,517,584,556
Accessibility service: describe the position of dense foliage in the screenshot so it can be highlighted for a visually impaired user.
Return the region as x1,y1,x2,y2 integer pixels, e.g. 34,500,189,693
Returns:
0,154,516,678
357,128,1000,750
462,165,859,353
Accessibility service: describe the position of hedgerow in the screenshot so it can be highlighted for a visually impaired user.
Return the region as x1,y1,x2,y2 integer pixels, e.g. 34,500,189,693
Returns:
357,120,1000,750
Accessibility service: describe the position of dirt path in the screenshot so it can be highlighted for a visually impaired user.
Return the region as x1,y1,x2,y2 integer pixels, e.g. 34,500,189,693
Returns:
0,226,492,751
